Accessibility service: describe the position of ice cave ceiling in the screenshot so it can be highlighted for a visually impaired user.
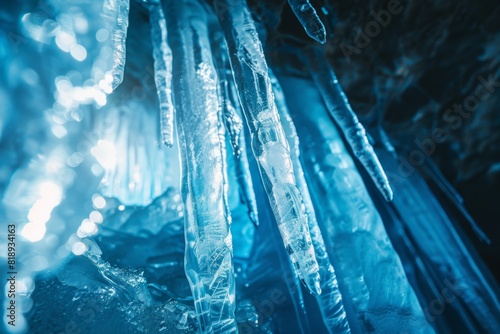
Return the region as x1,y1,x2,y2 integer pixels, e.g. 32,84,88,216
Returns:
1,0,499,333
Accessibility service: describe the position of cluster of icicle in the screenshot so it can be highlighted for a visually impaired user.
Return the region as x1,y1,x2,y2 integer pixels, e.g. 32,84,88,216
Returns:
100,0,425,333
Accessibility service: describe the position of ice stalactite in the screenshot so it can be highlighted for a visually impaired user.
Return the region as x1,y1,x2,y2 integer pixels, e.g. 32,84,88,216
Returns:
375,149,500,333
102,0,130,90
214,0,321,296
287,0,327,44
270,69,351,334
163,0,236,332
148,2,175,147
301,47,394,202
279,75,434,333
211,31,259,227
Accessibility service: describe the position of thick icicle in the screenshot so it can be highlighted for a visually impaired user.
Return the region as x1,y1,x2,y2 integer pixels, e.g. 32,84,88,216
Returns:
270,69,350,334
301,47,394,202
102,0,130,90
163,0,236,332
287,0,327,44
211,32,259,226
148,3,175,147
279,75,434,333
214,0,321,296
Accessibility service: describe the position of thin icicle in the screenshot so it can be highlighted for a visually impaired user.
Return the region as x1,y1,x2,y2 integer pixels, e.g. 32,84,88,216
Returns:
211,32,259,226
102,0,129,90
270,69,350,333
148,3,175,147
287,0,326,44
301,46,394,202
229,89,260,227
164,0,236,332
214,0,321,296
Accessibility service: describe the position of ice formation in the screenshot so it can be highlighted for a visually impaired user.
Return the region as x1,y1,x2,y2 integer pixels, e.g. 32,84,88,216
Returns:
1,0,499,334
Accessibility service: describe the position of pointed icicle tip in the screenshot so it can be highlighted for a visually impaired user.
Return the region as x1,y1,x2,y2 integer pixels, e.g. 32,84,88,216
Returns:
300,272,322,296
383,183,394,202
288,0,327,44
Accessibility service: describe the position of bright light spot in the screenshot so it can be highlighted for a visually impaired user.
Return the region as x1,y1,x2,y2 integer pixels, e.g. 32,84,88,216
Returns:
91,163,103,176
22,223,46,242
118,205,125,211
55,77,72,92
98,78,113,94
72,241,86,256
55,30,76,52
95,28,109,42
51,124,67,138
91,140,117,170
70,44,87,61
92,194,106,209
39,181,62,204
81,219,97,235
27,199,53,224
89,210,103,223
73,16,88,34
67,152,84,168
17,277,34,296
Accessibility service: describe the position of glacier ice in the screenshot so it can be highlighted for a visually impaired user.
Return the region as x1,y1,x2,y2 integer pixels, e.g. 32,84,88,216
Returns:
2,0,500,333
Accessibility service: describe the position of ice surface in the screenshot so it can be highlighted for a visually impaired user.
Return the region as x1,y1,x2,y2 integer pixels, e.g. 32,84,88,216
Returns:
301,46,394,202
148,3,175,147
211,32,259,227
279,75,434,333
163,0,236,332
214,0,321,296
270,69,351,334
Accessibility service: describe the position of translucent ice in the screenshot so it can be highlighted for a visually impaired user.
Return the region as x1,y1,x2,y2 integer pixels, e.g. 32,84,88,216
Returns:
270,69,350,333
214,0,321,296
148,3,175,147
163,0,236,332
279,74,433,333
102,0,130,90
287,0,327,43
302,47,394,202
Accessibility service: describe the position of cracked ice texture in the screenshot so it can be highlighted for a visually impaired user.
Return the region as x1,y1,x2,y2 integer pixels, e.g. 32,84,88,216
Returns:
270,69,351,334
214,0,321,296
163,0,236,332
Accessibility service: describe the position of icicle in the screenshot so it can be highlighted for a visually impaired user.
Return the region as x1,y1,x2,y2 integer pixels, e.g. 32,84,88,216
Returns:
301,46,394,202
164,0,236,332
270,69,350,333
148,3,175,147
287,0,327,44
211,31,259,227
214,0,321,296
279,74,433,333
102,0,130,90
